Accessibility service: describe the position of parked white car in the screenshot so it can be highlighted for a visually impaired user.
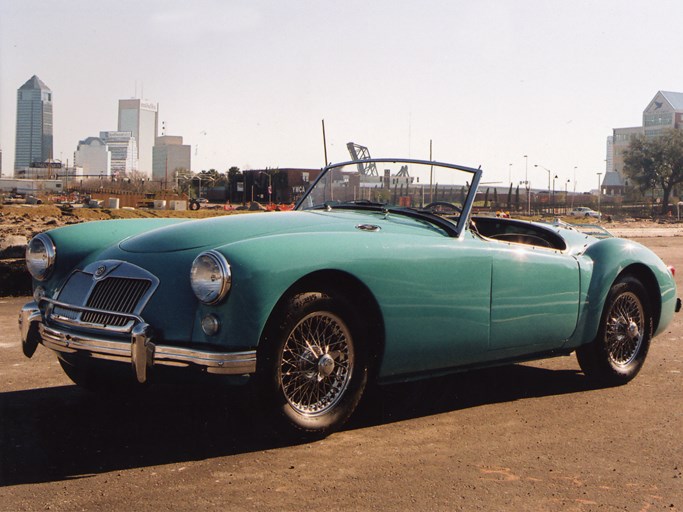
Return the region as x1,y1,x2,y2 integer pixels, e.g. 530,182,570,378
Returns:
569,207,601,218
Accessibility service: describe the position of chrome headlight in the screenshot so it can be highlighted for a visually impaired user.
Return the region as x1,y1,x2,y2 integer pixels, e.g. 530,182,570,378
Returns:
25,234,56,281
190,250,231,305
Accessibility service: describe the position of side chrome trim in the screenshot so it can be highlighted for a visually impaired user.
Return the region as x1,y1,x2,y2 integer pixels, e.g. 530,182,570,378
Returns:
20,301,257,383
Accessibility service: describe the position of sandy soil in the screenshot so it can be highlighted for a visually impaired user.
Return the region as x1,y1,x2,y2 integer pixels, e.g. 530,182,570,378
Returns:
2,203,682,239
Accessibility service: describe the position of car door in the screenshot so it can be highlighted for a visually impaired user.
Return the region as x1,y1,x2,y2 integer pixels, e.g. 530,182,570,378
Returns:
488,243,580,353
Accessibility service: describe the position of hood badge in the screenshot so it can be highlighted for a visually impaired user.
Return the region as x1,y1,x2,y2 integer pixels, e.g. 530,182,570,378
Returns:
94,265,107,278
356,224,381,232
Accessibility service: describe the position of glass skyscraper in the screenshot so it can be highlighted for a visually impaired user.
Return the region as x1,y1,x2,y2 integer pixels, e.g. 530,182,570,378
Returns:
14,75,53,171
118,99,158,177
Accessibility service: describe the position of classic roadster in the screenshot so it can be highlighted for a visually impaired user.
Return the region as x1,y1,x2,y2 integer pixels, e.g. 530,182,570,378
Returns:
20,159,680,437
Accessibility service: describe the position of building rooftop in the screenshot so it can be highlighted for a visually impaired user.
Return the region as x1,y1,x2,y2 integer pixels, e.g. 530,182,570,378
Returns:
602,171,625,187
657,91,683,111
19,75,51,92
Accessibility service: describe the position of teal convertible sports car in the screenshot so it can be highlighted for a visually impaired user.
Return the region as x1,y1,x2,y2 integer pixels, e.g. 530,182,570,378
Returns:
20,159,681,437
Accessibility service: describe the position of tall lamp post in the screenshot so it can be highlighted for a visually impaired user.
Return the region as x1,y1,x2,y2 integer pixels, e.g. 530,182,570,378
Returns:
534,164,551,214
552,174,558,214
523,155,529,215
597,172,603,221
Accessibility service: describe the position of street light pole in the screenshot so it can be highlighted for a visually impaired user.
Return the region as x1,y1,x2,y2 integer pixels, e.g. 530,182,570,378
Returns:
534,164,552,214
524,155,529,215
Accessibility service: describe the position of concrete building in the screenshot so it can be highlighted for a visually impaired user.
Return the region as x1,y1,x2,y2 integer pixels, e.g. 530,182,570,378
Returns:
152,135,191,187
243,168,322,204
610,91,683,195
14,75,53,171
100,131,138,176
75,137,112,177
13,160,82,180
0,178,64,195
118,99,158,177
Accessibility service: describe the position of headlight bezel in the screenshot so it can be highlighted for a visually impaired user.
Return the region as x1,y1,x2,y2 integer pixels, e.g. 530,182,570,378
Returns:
190,250,232,305
25,233,56,281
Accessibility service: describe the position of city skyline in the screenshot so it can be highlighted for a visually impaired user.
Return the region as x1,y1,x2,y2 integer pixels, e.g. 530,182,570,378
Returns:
4,1,683,192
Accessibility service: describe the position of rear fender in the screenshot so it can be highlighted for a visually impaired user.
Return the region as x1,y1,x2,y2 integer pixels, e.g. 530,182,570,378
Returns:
568,238,677,347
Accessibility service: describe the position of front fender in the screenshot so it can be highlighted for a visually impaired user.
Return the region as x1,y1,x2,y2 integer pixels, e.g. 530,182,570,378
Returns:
568,237,677,348
194,232,387,351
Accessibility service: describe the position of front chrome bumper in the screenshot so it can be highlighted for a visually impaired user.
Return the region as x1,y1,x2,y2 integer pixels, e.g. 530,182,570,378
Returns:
19,302,256,384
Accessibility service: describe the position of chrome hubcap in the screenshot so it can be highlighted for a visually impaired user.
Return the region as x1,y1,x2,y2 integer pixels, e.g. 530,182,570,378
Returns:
318,353,335,378
605,291,644,366
279,311,353,416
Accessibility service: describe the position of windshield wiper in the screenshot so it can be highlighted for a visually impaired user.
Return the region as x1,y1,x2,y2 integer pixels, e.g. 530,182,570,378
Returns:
305,200,387,211
336,200,387,207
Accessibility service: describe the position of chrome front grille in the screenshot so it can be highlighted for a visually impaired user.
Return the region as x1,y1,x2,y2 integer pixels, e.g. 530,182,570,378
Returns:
48,260,159,332
82,278,151,327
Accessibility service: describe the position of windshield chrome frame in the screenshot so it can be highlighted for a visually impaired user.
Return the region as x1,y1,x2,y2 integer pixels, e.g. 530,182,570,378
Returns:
295,158,482,237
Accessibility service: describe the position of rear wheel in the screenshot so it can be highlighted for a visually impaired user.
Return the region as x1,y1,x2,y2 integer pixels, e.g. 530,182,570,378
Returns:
256,290,368,438
576,276,652,385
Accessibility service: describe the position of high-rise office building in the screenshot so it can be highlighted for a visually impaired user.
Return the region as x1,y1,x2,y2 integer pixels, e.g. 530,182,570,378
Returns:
118,99,158,177
100,131,138,175
75,136,112,176
14,75,53,171
153,135,191,186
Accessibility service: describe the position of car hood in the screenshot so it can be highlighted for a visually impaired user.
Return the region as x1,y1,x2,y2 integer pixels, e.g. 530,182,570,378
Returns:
118,210,446,253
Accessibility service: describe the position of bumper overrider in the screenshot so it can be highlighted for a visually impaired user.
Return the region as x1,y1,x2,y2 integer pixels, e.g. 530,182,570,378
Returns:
19,300,257,384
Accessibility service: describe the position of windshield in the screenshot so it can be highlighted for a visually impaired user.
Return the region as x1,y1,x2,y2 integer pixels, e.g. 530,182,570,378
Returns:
296,159,480,216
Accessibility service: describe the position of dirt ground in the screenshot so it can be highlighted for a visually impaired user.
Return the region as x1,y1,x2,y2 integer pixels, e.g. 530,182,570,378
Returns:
0,215,682,510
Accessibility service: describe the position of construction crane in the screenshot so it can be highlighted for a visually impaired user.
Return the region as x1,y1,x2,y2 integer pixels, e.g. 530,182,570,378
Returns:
346,142,379,176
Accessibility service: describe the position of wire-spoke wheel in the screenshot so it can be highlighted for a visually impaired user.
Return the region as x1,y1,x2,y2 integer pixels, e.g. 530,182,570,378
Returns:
577,276,653,385
257,290,368,438
604,291,644,367
280,311,354,416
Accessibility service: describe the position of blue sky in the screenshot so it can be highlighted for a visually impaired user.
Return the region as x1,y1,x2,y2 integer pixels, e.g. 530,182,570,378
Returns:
2,0,683,191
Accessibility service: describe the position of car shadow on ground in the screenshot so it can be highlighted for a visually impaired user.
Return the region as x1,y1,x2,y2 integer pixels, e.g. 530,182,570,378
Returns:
0,362,601,486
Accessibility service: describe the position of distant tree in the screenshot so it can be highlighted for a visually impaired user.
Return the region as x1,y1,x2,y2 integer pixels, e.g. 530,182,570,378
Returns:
484,187,490,208
493,188,498,208
623,128,683,214
515,184,520,211
507,183,513,211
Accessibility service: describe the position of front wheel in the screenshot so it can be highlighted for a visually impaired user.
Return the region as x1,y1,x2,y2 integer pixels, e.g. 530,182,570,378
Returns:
256,290,368,438
58,354,148,395
576,276,653,385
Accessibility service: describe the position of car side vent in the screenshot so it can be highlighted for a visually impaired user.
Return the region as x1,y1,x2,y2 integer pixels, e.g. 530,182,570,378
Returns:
356,224,381,232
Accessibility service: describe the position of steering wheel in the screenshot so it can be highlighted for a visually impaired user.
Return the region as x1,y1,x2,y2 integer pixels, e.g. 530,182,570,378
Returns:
425,202,462,214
